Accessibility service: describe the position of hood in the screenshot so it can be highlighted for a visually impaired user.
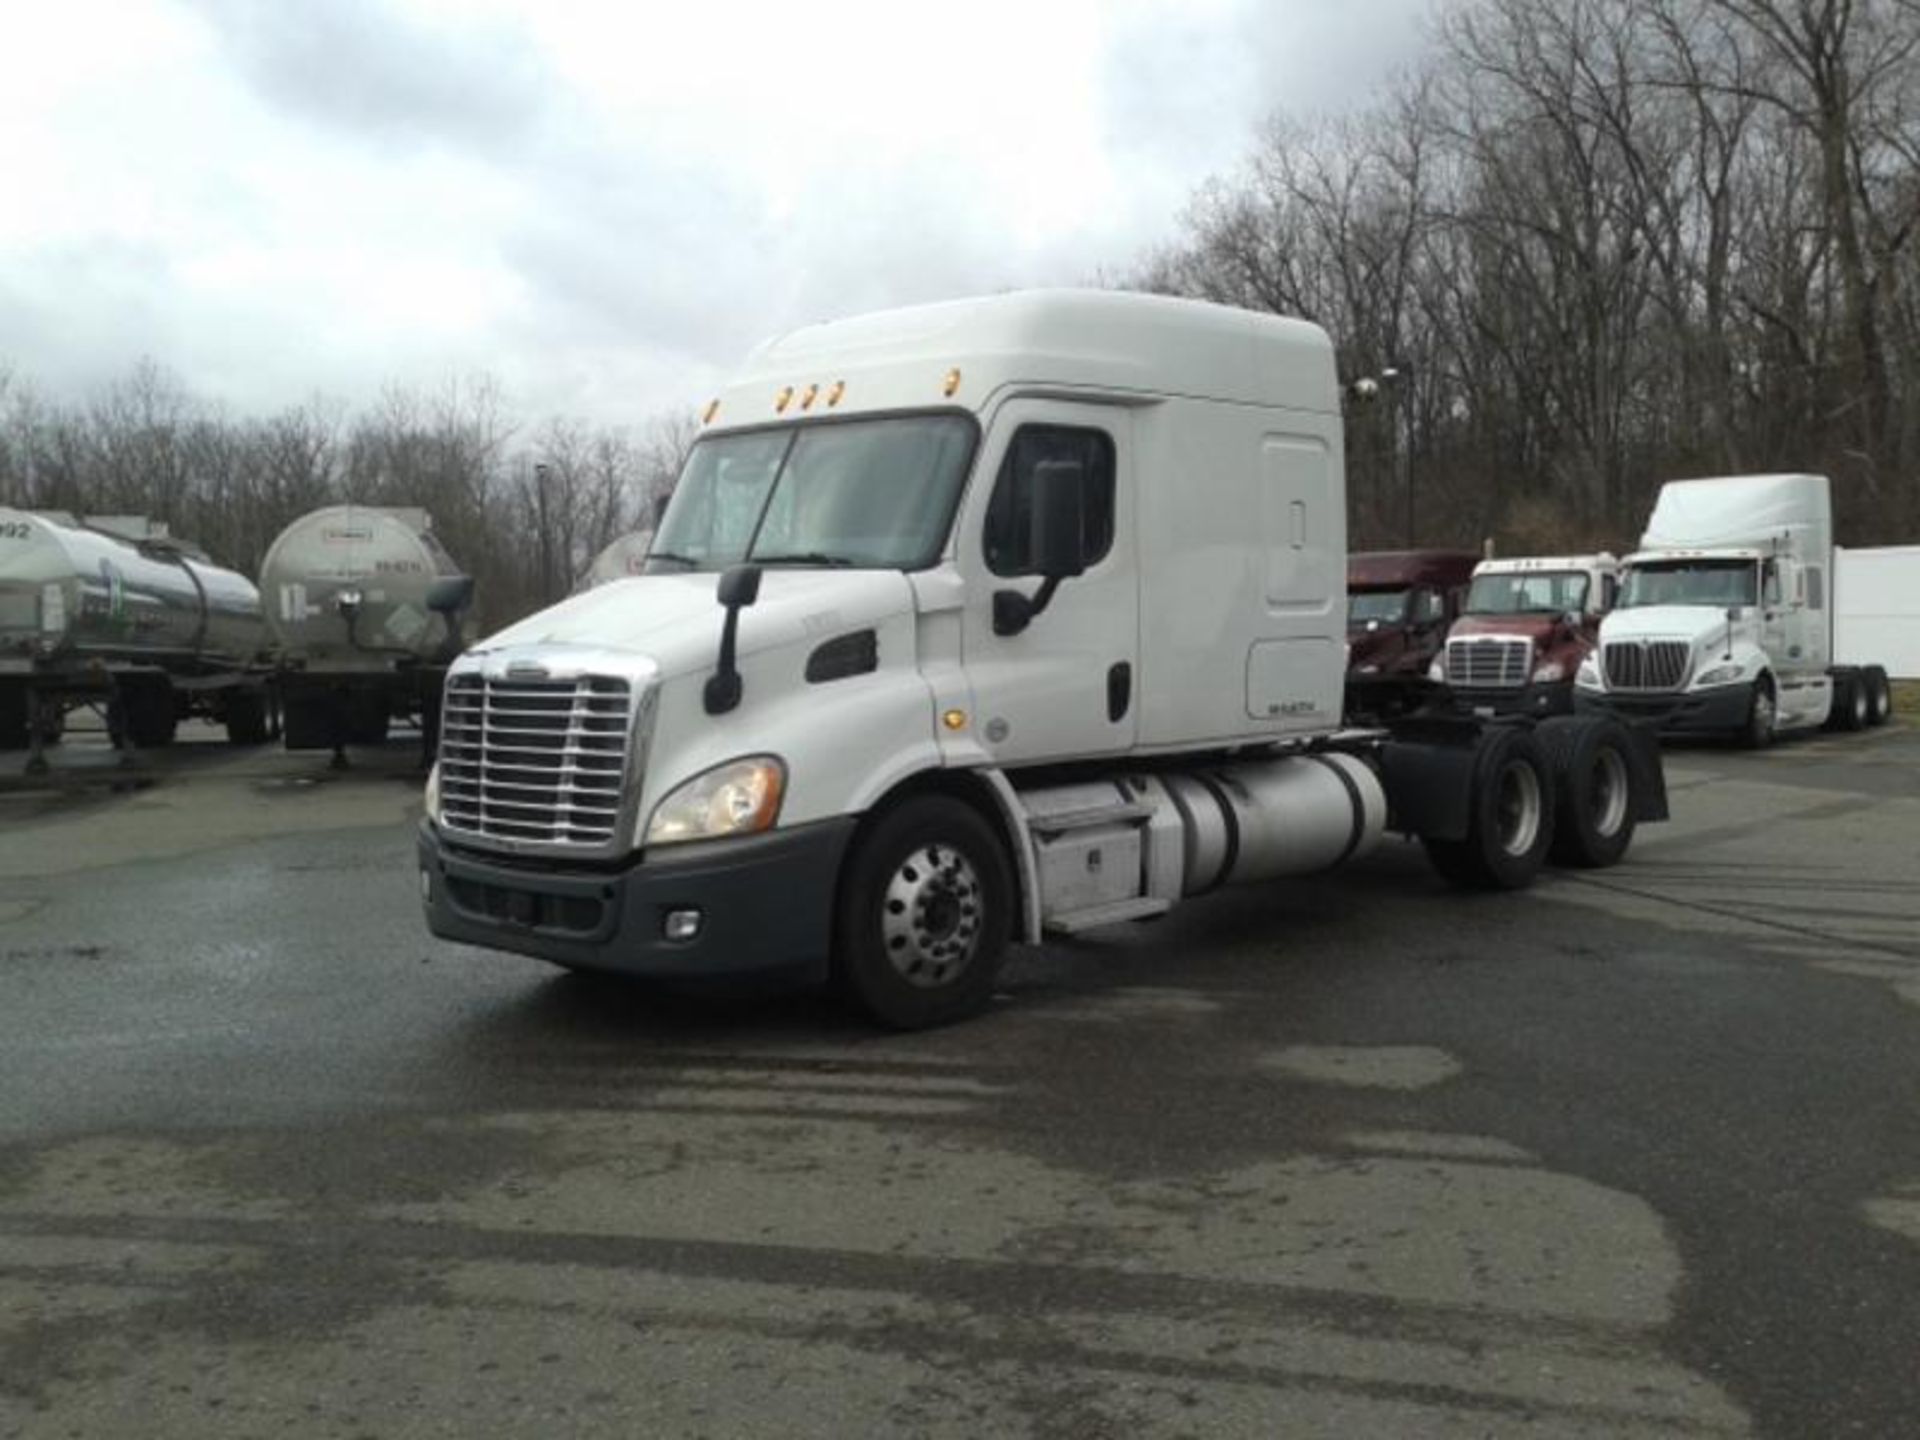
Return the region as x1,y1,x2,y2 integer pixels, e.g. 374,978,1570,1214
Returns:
1600,605,1740,646
1449,613,1562,645
472,569,920,678
1346,624,1412,672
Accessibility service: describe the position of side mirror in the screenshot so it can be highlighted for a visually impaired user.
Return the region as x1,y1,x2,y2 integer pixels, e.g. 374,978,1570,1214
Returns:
1029,460,1087,581
705,564,763,715
716,563,762,610
425,575,475,616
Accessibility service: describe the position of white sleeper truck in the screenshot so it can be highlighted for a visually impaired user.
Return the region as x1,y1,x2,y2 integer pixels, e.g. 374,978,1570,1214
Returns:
1576,473,1895,743
418,291,1667,1027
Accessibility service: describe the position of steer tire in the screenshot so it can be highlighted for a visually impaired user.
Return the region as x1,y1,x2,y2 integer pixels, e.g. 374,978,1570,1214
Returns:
1422,728,1557,891
1741,676,1776,749
1537,716,1638,869
833,795,1014,1031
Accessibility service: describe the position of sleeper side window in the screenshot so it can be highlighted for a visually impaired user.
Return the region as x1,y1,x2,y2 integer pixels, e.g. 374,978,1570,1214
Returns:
984,425,1116,578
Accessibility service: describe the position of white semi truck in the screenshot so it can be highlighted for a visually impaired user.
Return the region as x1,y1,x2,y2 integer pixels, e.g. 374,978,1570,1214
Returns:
1576,473,1894,743
417,292,1667,1028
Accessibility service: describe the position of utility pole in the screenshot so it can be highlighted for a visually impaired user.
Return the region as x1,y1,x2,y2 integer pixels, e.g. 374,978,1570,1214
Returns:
1380,363,1414,545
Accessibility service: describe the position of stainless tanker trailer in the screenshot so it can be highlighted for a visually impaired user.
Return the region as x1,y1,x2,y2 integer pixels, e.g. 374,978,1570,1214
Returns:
259,505,473,758
0,507,275,755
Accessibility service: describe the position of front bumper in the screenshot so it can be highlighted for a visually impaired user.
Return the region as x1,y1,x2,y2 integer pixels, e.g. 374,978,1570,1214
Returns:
419,817,857,981
1447,680,1574,717
1576,683,1751,734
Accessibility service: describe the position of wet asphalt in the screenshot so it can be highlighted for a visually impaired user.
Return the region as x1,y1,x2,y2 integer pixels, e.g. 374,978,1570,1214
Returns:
0,723,1917,1437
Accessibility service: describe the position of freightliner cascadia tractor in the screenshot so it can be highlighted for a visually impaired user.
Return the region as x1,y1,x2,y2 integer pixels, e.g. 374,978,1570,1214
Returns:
417,292,1669,1028
1434,553,1620,718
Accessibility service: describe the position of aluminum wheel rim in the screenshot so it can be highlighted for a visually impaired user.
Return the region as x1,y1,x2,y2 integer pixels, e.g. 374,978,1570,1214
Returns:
1591,746,1630,838
1495,759,1544,858
1854,687,1869,724
881,843,983,989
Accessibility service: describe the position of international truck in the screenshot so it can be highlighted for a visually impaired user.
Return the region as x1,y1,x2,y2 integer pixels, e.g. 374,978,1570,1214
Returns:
1434,553,1619,717
1343,549,1478,720
417,291,1667,1028
1576,473,1893,742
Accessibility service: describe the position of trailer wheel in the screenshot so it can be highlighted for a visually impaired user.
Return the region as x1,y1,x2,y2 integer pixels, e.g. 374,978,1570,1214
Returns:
1537,717,1637,868
1865,666,1893,727
224,689,271,746
1742,676,1776,749
120,679,177,749
1422,729,1556,891
834,795,1013,1030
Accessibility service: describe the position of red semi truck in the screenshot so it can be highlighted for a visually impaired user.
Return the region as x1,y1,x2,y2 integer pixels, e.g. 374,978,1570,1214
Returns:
1344,550,1480,720
1436,554,1621,717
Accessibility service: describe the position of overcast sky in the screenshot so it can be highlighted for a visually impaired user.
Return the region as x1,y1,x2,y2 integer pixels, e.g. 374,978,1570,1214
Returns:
2,0,1430,428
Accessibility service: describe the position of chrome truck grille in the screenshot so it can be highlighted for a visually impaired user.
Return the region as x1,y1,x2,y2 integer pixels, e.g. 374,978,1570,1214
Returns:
1447,636,1532,689
438,669,640,852
1604,640,1691,691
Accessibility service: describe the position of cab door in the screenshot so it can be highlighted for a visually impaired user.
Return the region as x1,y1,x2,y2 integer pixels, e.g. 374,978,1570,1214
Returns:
958,400,1137,765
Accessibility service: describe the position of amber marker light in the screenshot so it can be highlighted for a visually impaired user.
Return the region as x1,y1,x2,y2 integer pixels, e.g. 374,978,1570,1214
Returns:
942,709,968,731
827,380,846,407
702,398,720,424
800,383,819,411
775,385,794,413
942,368,962,398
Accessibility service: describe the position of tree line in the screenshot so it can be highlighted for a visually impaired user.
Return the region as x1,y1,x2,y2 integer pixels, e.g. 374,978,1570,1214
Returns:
0,360,692,629
1135,0,1920,553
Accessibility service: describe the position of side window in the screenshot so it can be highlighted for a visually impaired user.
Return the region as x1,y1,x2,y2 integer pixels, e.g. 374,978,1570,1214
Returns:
984,425,1116,578
1600,573,1618,612
1762,559,1782,607
1805,566,1825,610
1414,588,1446,624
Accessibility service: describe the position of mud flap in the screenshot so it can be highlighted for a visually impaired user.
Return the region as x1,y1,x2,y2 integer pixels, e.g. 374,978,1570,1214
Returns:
1378,716,1498,842
1622,719,1669,823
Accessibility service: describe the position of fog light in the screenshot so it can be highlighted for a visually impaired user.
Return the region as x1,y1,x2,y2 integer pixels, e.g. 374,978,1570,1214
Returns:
664,908,703,942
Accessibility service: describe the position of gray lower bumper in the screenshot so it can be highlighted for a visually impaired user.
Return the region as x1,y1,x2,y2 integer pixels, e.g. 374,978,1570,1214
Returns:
1449,680,1574,718
1576,684,1751,734
419,817,857,981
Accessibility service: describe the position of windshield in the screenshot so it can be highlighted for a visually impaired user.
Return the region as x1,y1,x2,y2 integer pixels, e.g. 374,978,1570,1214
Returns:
1618,559,1757,609
647,414,977,573
1466,570,1589,616
1347,589,1410,626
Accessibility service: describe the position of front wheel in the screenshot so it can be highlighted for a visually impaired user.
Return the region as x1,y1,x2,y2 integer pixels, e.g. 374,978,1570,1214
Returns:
834,795,1014,1030
1742,677,1776,749
1423,728,1557,890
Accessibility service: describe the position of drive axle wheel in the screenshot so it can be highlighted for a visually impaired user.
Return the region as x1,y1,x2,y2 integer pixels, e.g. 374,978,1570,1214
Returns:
1538,716,1638,868
1865,666,1893,728
835,795,1013,1030
1423,728,1557,891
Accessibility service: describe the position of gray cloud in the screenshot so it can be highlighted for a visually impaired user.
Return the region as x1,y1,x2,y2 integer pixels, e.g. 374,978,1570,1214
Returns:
184,0,551,149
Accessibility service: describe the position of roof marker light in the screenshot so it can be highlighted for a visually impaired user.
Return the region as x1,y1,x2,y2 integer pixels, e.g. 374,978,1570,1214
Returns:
827,380,846,407
775,386,794,413
800,383,819,411
942,368,962,398
702,398,720,425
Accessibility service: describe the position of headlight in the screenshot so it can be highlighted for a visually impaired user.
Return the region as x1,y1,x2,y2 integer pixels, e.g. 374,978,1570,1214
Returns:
1696,663,1744,687
423,760,441,822
645,756,786,847
1533,659,1567,684
1575,654,1603,690
1427,656,1446,683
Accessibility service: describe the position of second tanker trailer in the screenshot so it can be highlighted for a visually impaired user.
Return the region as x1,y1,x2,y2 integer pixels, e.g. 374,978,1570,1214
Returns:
259,505,474,759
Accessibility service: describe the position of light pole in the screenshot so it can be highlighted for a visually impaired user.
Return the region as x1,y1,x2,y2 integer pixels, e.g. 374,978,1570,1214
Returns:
1379,363,1414,546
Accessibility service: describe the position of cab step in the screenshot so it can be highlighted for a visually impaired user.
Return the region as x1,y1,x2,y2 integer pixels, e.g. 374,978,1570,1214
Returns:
1043,897,1173,935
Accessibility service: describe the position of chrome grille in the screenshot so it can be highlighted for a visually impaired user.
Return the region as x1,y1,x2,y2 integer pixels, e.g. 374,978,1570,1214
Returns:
1604,640,1691,691
1447,636,1532,689
439,672,635,849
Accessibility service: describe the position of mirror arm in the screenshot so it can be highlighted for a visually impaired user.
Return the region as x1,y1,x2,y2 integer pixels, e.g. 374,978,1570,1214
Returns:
992,577,1063,638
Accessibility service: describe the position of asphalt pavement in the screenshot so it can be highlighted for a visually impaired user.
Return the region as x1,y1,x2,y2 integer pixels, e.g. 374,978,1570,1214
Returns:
1,721,1917,1438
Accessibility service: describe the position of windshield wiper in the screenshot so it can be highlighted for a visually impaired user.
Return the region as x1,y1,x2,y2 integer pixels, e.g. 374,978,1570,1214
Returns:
750,552,855,568
645,550,702,569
